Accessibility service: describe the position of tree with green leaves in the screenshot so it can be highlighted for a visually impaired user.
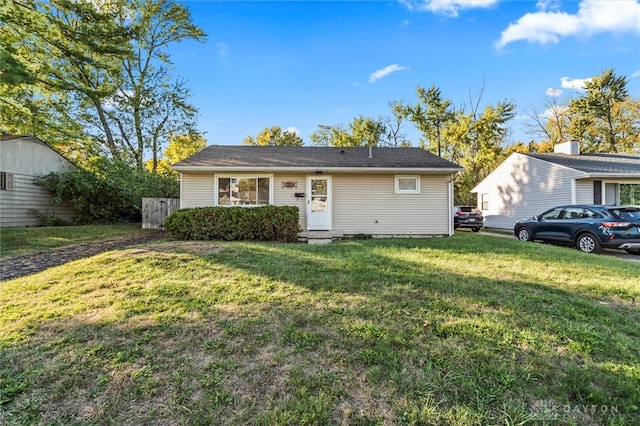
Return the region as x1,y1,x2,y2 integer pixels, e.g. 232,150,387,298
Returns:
309,124,339,146
400,83,515,204
104,0,205,168
0,0,130,154
383,102,412,147
145,132,207,174
36,156,179,224
1,0,205,167
243,126,303,146
332,116,387,147
310,116,389,147
569,69,639,153
526,97,571,150
399,85,455,157
453,97,515,204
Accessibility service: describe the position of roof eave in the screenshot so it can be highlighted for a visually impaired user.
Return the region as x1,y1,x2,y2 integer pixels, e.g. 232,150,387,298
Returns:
172,166,463,174
580,173,640,179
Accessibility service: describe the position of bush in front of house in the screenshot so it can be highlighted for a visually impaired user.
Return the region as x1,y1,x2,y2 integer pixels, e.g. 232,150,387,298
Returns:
164,206,300,242
35,157,179,224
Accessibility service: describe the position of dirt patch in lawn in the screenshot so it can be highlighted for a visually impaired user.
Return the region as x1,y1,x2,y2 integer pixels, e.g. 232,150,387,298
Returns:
129,241,227,256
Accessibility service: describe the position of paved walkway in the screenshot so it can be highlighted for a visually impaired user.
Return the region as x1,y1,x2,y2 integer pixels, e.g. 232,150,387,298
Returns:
0,231,166,281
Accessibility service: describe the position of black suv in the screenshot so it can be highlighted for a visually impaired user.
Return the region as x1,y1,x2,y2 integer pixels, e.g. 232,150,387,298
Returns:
454,206,483,232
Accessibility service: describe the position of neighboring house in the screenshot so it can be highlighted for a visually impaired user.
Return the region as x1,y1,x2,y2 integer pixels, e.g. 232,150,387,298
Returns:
0,136,77,227
472,141,640,229
172,145,463,237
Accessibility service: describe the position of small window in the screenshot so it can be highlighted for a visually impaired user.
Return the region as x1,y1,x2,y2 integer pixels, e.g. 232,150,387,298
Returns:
0,172,14,191
395,175,420,194
481,193,489,210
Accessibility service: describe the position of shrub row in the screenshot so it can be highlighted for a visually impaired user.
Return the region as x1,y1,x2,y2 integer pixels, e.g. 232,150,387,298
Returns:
164,206,300,242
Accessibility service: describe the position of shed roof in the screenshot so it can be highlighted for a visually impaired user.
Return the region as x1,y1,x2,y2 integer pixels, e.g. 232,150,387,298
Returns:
173,145,462,173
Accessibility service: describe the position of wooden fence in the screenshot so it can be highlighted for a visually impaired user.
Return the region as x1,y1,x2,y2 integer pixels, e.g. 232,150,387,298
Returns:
142,198,180,229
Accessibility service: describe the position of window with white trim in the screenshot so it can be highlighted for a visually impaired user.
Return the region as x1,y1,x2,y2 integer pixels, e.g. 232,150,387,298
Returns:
0,172,15,191
216,176,272,206
395,175,420,194
481,193,489,210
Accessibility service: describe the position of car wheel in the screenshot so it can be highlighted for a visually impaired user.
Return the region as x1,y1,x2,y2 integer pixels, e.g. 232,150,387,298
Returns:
576,233,602,254
516,227,532,242
472,227,481,233
625,248,640,255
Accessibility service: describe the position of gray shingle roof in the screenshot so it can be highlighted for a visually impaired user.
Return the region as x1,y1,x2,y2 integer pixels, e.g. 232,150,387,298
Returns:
173,145,462,171
526,152,640,175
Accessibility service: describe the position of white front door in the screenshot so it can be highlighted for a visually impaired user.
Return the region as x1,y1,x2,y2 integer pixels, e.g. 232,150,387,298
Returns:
306,176,332,230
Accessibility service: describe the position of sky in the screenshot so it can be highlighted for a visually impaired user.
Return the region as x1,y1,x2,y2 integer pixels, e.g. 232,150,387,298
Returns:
169,0,640,147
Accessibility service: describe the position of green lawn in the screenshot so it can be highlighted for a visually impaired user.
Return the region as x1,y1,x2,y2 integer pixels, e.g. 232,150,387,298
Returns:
1,233,638,425
0,224,149,257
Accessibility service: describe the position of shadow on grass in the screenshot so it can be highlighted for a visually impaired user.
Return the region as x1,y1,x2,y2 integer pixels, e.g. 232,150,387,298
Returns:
1,235,639,424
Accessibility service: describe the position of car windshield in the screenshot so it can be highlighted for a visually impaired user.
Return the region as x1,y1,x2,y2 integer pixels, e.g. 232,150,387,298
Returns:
457,207,481,214
610,207,640,220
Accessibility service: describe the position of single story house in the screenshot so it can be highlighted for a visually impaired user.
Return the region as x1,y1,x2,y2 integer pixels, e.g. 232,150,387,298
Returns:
472,141,640,229
0,135,77,227
172,145,463,237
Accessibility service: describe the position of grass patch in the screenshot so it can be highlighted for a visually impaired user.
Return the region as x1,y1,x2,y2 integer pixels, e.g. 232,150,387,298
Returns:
0,224,148,258
0,233,639,424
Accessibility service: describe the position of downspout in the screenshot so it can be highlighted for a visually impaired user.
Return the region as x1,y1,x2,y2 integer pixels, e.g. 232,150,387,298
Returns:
571,179,576,204
179,173,184,209
448,174,456,236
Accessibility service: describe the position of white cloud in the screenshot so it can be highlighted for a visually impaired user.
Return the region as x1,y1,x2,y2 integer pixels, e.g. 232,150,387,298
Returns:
369,64,408,83
546,88,562,97
496,0,640,48
216,42,229,58
284,127,299,135
214,42,230,66
561,76,591,90
541,104,568,119
401,0,499,18
536,0,562,12
632,70,640,78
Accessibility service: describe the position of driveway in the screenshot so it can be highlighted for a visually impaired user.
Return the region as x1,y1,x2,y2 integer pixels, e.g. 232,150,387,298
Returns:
603,249,640,262
475,230,640,262
0,231,166,281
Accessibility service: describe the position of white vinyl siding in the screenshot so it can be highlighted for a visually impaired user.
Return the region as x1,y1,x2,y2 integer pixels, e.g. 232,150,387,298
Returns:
0,137,77,227
0,171,77,227
180,173,215,208
472,153,586,229
178,171,453,236
273,174,307,229
331,174,449,235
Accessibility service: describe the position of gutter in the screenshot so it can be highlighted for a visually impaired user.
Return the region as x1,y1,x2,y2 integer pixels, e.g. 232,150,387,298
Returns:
172,166,464,174
581,173,640,179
